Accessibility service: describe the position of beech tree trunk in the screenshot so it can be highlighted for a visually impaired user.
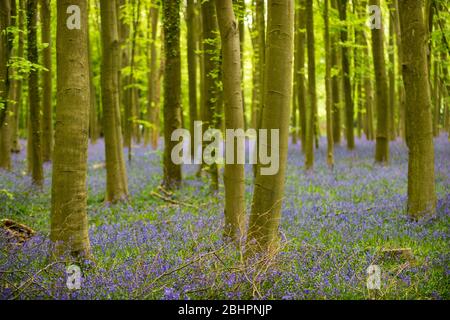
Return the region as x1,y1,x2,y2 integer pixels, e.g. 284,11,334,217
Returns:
51,0,91,256
162,0,183,189
41,0,53,162
399,0,436,219
370,0,389,164
215,0,246,241
27,0,44,186
100,0,129,202
247,0,294,254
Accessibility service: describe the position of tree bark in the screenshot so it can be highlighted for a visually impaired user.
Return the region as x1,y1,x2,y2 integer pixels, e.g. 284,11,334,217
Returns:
162,0,183,189
305,0,316,170
370,0,389,164
0,0,13,169
324,0,334,167
186,0,198,158
399,0,436,219
338,0,354,150
100,0,129,202
27,0,44,186
200,0,220,190
215,0,246,241
51,0,91,256
330,0,341,144
247,0,294,255
40,0,53,162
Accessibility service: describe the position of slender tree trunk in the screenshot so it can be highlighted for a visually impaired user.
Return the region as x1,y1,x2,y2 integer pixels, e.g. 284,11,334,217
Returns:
253,0,265,131
338,0,354,150
186,0,198,158
330,0,341,144
391,0,405,140
162,0,182,189
200,0,220,190
100,0,129,202
11,0,25,153
388,8,396,141
146,1,160,150
40,0,53,162
324,0,334,167
305,0,315,170
370,0,389,164
247,0,294,255
0,0,12,169
27,0,44,186
51,0,91,256
88,2,99,144
399,0,436,220
433,59,440,137
215,0,246,241
297,0,307,152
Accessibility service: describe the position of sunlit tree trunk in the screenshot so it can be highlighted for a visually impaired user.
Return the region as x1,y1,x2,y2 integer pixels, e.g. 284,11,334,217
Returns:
370,0,389,164
323,0,334,168
162,0,182,189
51,0,91,256
88,2,99,144
216,0,246,241
27,0,44,186
100,0,129,202
330,0,341,144
40,0,53,162
252,0,265,131
247,0,294,255
399,0,436,220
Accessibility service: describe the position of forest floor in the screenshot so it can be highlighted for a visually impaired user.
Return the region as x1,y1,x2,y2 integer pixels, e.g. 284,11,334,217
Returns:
0,135,449,300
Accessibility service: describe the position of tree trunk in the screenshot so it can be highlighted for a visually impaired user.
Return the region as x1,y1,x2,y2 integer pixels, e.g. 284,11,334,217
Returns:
391,0,405,140
200,0,220,190
11,0,25,154
338,0,354,150
186,0,198,158
27,0,44,186
88,1,99,144
51,0,91,256
40,0,53,162
162,0,183,189
388,7,396,140
247,0,294,255
215,0,246,241
146,1,160,150
296,0,307,152
324,0,334,167
0,0,12,169
305,0,315,170
100,0,129,202
399,0,436,219
370,0,389,164
330,0,341,145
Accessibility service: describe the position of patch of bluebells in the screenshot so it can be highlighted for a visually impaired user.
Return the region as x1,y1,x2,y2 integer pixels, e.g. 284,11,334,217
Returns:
0,135,449,299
